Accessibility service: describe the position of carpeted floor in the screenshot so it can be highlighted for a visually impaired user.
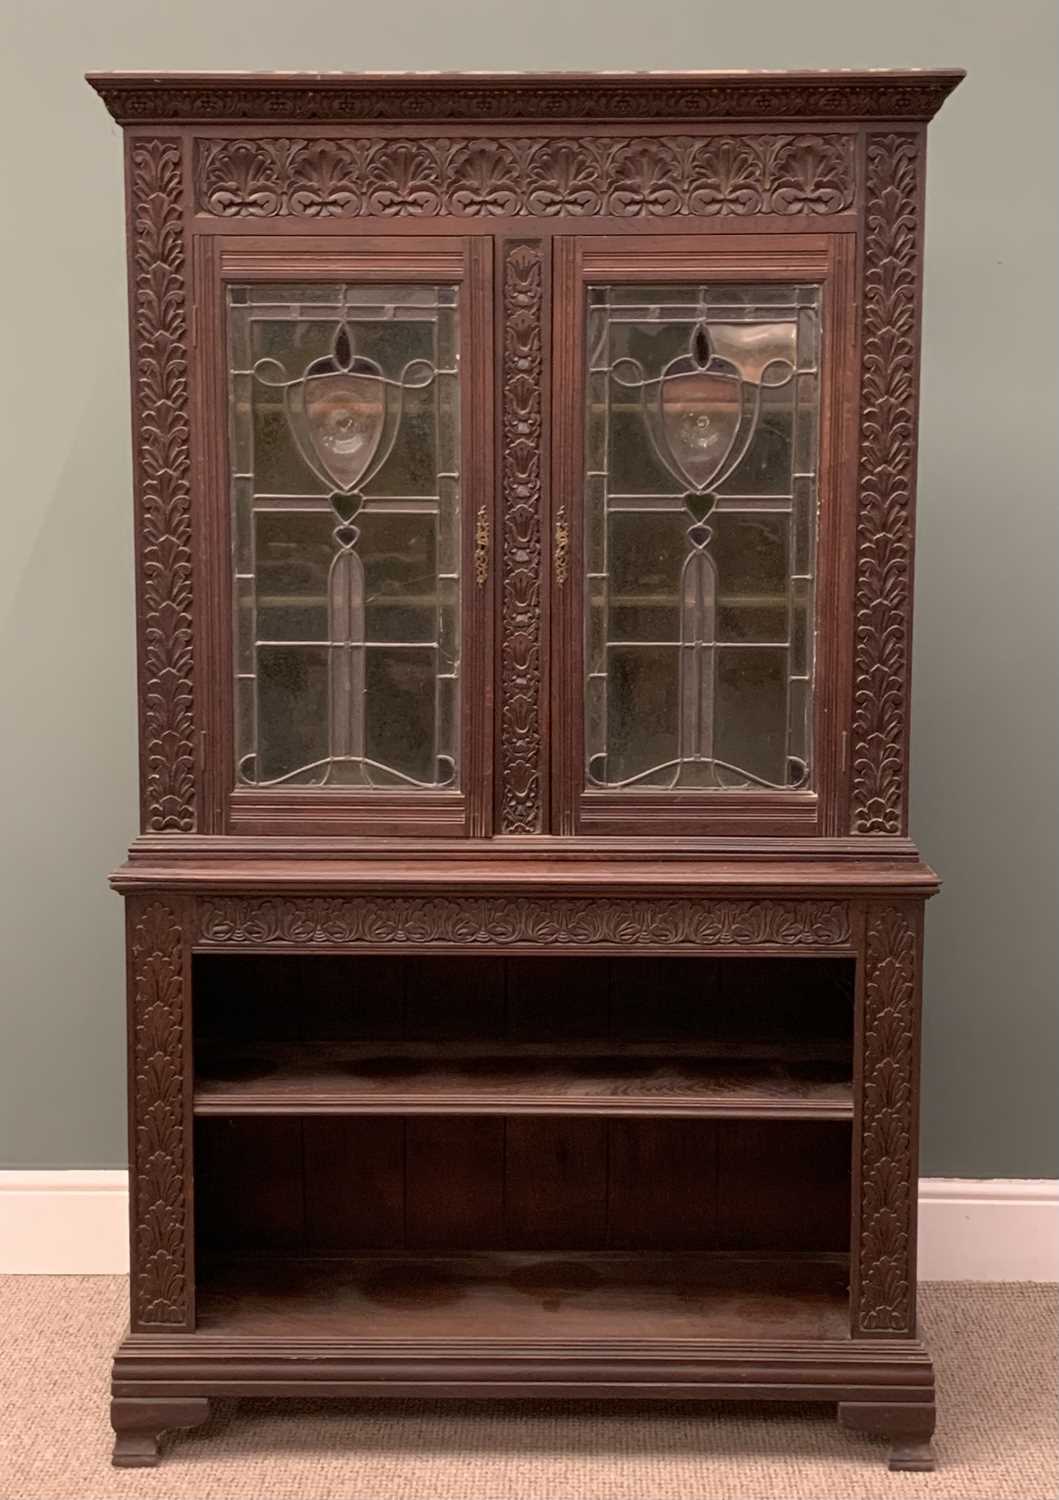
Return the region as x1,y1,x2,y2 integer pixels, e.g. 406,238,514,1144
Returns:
0,1279,1054,1500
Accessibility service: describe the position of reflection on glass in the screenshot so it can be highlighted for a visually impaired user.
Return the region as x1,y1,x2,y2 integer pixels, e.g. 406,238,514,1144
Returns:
584,283,820,791
229,283,461,789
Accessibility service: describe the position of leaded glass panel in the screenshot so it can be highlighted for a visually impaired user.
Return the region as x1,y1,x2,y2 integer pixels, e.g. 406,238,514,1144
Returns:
229,284,461,789
584,283,821,791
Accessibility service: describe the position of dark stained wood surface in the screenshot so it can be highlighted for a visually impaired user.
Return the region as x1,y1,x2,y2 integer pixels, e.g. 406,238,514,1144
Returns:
194,1114,852,1258
194,1051,853,1118
114,850,940,896
87,70,965,127
197,1036,853,1061
196,1251,851,1341
95,68,954,1468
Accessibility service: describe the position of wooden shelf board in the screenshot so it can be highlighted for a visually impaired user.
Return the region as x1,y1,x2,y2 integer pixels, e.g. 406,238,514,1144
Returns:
193,1052,853,1118
197,1038,853,1061
196,1251,851,1342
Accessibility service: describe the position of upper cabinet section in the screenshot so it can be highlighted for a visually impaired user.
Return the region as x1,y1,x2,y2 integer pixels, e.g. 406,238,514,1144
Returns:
89,71,963,844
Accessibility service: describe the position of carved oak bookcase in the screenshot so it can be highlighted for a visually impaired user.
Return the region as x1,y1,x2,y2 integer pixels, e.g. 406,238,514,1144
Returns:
90,70,961,1470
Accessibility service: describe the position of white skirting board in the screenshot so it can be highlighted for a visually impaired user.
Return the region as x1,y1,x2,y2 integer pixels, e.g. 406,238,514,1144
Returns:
0,1171,1055,1279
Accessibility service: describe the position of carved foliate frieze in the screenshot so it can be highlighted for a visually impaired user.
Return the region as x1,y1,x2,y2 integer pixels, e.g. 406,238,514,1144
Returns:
129,898,189,1327
851,134,921,835
500,244,545,833
197,895,851,949
855,904,918,1334
194,134,855,219
129,140,196,833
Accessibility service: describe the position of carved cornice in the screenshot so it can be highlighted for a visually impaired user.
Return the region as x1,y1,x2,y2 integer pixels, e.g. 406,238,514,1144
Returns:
192,134,857,219
129,898,189,1328
851,134,921,835
500,244,545,833
129,139,196,833
89,72,963,126
855,904,918,1334
196,895,850,948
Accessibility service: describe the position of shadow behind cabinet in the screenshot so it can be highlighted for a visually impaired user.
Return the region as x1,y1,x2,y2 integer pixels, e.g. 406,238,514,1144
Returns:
89,70,963,1470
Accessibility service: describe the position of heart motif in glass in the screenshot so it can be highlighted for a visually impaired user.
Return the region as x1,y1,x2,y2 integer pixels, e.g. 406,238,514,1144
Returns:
301,372,386,493
685,492,716,525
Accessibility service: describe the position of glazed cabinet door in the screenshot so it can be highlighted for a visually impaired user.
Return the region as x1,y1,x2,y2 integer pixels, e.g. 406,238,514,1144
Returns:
196,237,494,836
551,235,857,837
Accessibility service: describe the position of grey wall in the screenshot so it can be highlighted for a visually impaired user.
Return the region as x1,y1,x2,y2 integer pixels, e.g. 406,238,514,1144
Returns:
1,0,1055,1175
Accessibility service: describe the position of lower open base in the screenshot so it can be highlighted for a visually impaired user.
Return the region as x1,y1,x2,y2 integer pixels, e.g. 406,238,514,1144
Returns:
111,1324,935,1470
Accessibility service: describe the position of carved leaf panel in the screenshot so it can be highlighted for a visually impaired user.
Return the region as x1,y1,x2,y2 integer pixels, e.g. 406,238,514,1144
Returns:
197,895,851,949
195,134,855,219
129,897,191,1328
129,139,196,833
851,134,921,835
855,903,919,1335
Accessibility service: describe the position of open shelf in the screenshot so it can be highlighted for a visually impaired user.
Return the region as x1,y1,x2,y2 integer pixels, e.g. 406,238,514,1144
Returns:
194,1050,852,1119
192,953,854,1122
193,954,855,1332
196,1251,851,1341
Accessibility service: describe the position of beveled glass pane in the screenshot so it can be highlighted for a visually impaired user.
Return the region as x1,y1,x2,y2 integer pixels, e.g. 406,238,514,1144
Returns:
585,473,607,574
369,380,438,497
232,478,254,573
229,282,461,790
256,647,329,783
255,511,332,641
252,318,336,379
248,283,440,307
584,282,821,792
608,511,683,641
790,576,811,678
229,374,253,474
229,305,252,371
365,648,437,785
609,402,677,495
234,576,255,673
436,671,458,770
436,575,459,674
714,648,788,786
795,373,820,474
719,384,793,496
792,475,814,575
607,646,678,786
253,395,320,494
236,676,255,767
587,580,608,675
788,676,810,771
437,474,460,576
360,511,437,644
436,373,460,475
712,514,789,643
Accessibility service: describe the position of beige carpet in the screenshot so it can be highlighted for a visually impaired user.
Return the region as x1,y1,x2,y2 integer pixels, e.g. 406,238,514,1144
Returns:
0,1279,1054,1500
